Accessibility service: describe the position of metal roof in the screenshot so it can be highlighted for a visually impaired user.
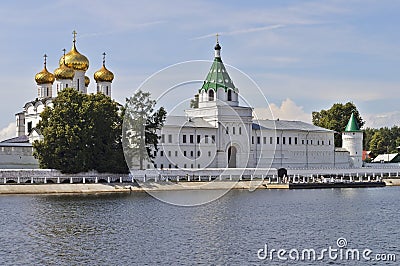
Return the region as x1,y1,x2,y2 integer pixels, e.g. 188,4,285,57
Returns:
0,135,29,143
253,120,333,133
164,116,215,128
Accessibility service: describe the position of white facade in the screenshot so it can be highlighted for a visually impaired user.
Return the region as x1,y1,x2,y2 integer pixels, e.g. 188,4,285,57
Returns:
342,131,363,168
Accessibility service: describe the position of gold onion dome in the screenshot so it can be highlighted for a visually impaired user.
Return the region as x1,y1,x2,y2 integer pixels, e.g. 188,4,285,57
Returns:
85,76,90,87
94,52,114,82
35,54,55,85
59,31,89,71
54,62,75,80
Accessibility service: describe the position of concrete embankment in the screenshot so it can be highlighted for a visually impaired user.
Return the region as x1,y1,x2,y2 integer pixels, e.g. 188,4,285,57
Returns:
0,181,270,195
383,179,400,186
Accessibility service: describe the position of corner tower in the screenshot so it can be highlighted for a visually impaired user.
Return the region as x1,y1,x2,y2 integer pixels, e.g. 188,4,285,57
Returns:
342,113,363,168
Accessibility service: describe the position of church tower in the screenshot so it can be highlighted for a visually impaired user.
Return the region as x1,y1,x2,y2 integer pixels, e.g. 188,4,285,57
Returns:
54,49,75,93
342,113,363,168
198,35,239,108
35,54,55,99
94,52,114,97
59,31,89,94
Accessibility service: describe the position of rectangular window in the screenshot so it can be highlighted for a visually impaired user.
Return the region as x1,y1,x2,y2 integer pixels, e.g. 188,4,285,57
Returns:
212,135,215,143
154,164,157,168
153,151,157,157
208,151,211,157
184,151,187,157
329,140,331,145
160,151,164,156
27,122,33,133
183,135,187,143
239,127,242,135
191,164,193,168
317,140,320,145
175,151,178,157
263,137,266,144
289,137,292,145
161,134,165,143
184,164,187,168
197,135,201,144
306,140,309,145
295,137,298,145
168,151,171,157
190,135,194,143
283,137,286,145
205,135,208,144
197,151,201,157
160,164,164,169
190,151,194,157
257,136,260,144
277,137,280,145
168,134,172,143
233,127,236,135
302,140,305,145
226,127,229,134
198,164,200,168
168,164,172,169
310,140,313,145
252,136,254,144
270,137,273,144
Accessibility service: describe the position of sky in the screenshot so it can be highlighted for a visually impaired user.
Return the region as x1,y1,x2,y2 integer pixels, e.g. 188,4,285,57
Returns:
1,0,400,141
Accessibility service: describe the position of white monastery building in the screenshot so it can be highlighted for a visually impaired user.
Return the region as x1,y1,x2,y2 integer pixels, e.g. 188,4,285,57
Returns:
152,39,363,170
0,33,363,170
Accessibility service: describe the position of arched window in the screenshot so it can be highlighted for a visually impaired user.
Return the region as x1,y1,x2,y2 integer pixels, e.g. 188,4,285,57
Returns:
106,86,109,95
227,89,232,101
208,89,214,101
77,79,80,90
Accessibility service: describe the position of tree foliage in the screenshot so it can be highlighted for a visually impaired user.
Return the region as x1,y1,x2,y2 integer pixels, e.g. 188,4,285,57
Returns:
122,90,167,170
33,88,128,174
312,102,364,147
364,126,400,155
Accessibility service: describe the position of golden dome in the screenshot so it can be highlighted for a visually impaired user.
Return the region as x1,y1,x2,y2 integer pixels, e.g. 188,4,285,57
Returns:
35,65,55,85
85,76,90,87
59,44,89,71
54,63,75,80
94,65,114,82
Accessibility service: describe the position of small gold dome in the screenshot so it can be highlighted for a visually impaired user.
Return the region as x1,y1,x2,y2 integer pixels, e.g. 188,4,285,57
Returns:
59,44,89,71
35,66,55,85
54,63,75,80
94,65,114,82
85,76,90,87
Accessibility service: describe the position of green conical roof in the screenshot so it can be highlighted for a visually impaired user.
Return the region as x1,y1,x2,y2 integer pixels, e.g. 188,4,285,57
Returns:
200,42,237,93
345,113,361,132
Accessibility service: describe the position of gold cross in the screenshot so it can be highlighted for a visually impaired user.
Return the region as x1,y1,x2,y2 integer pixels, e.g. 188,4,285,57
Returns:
72,30,77,44
102,52,106,65
43,54,47,66
62,48,66,64
216,33,219,43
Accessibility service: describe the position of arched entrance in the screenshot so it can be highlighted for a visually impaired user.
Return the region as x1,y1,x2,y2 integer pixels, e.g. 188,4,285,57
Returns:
227,146,237,168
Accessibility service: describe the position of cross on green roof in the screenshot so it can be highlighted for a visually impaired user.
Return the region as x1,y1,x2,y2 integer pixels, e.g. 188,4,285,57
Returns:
345,113,361,132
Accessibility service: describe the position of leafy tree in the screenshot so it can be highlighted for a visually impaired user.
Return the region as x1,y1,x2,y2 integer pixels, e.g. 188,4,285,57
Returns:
33,88,128,174
122,90,167,170
312,102,364,147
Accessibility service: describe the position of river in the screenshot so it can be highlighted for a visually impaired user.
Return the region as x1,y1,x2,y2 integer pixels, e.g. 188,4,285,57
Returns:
0,187,398,265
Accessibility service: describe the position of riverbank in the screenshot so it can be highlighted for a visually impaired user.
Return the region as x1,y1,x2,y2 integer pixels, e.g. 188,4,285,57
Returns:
0,179,397,194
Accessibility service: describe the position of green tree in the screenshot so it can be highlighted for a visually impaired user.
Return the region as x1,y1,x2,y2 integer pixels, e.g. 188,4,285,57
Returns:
122,90,166,170
33,88,128,173
312,102,364,147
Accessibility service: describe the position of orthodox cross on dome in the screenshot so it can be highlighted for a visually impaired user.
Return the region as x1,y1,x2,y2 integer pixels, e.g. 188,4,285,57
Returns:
102,52,106,66
216,33,219,43
72,30,77,44
62,48,66,64
43,54,47,67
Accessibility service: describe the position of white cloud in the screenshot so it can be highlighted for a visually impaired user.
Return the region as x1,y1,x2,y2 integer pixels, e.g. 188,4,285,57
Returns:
253,98,311,123
363,111,400,128
0,122,15,142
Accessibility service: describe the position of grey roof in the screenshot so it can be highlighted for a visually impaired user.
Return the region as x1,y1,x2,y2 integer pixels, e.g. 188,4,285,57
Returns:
164,116,215,128
253,119,333,133
0,135,29,143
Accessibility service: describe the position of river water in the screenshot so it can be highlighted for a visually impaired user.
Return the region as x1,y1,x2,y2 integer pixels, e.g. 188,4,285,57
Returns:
0,187,399,265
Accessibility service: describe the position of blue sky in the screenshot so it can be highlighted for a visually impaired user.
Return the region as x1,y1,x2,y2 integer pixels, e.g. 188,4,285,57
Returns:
1,0,400,140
